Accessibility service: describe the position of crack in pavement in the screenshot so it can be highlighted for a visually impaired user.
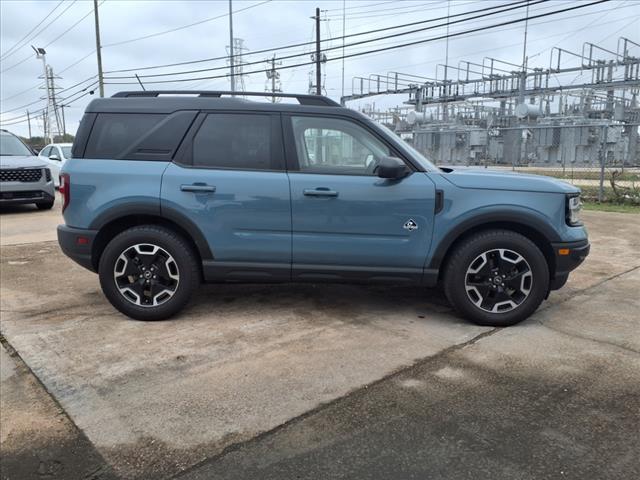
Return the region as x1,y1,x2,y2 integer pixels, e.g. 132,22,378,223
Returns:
170,264,640,479
3,240,638,479
171,326,501,479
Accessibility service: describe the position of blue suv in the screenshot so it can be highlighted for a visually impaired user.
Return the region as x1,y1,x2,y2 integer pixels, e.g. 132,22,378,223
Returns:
57,91,589,326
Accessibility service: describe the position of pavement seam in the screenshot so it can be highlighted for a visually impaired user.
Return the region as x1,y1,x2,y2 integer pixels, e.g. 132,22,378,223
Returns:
171,265,640,479
0,334,119,479
170,326,500,479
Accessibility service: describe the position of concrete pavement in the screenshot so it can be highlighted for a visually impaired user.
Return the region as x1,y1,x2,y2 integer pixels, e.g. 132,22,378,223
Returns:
1,205,639,479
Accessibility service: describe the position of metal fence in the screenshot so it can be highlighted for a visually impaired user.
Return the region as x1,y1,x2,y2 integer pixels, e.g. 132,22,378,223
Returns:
411,122,640,203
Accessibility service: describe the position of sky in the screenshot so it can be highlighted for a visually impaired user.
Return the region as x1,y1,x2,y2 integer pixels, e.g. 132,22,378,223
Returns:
1,0,638,138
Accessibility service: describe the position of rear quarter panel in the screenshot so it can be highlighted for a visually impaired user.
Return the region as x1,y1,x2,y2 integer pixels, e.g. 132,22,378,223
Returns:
61,159,168,229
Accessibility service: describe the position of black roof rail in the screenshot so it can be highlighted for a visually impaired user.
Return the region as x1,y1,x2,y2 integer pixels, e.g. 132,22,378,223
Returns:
111,90,341,107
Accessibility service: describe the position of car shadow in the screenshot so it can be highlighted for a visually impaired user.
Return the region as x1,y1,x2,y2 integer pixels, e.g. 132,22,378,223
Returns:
0,204,40,215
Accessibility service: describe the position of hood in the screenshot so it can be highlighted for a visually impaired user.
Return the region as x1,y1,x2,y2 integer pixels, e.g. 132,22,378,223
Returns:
0,155,47,169
440,167,579,194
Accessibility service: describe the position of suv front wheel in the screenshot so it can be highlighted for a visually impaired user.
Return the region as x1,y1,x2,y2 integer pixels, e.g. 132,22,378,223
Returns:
98,225,200,320
443,230,549,327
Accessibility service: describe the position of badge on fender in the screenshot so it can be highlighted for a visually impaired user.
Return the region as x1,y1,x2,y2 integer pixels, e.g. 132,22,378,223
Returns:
403,219,418,231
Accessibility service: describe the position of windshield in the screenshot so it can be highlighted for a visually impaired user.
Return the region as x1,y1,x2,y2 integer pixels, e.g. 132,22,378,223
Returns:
0,134,32,156
375,122,437,171
61,146,72,158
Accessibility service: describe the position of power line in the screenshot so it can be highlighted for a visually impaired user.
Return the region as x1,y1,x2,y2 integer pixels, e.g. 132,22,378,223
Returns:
0,76,98,116
324,1,397,12
102,0,272,48
107,0,549,80
324,1,446,19
0,0,65,60
104,0,533,75
104,0,609,86
0,82,98,126
105,0,536,78
0,1,78,70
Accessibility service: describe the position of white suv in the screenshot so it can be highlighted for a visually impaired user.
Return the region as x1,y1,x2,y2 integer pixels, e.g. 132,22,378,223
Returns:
39,143,72,187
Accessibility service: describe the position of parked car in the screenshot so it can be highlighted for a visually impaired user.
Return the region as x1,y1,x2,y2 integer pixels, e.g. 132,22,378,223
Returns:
39,142,72,187
0,129,55,210
57,91,589,326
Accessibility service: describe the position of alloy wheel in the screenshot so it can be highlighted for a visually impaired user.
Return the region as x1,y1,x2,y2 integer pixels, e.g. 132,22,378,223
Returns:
464,248,533,314
113,243,180,307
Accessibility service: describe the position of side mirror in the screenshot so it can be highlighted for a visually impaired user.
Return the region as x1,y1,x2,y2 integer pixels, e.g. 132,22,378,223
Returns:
375,156,410,179
49,154,60,161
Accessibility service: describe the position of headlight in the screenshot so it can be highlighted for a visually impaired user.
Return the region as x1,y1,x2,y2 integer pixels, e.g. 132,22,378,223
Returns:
566,194,582,226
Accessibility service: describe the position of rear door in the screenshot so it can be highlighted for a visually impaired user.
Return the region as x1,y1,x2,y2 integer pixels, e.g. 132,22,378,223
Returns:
161,111,291,281
284,114,436,283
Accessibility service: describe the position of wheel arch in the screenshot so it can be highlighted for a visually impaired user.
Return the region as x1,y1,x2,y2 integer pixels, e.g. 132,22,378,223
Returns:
90,211,212,272
430,214,559,281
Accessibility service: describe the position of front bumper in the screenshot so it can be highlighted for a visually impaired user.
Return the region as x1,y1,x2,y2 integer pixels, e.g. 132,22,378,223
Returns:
0,190,55,205
57,224,98,272
0,170,55,205
549,239,590,290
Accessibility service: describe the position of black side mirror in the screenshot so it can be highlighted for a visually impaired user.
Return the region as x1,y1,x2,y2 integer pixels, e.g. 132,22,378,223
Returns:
375,156,410,179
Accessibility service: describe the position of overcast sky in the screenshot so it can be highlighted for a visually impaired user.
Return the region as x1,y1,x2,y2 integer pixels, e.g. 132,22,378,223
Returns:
1,0,638,138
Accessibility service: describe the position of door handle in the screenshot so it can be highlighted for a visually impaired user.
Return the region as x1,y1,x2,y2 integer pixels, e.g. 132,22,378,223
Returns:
181,184,216,193
303,188,338,197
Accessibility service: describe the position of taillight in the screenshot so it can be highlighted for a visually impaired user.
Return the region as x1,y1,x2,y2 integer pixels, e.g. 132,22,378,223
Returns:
59,173,70,212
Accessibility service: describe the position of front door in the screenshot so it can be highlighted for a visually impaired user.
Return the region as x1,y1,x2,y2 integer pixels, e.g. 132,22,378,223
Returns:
285,114,436,283
161,112,291,281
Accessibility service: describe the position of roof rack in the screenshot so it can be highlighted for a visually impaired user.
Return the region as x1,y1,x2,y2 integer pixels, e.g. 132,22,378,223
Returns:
111,91,341,107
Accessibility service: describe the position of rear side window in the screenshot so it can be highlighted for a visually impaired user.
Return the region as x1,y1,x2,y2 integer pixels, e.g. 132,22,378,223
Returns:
192,113,274,170
85,114,165,159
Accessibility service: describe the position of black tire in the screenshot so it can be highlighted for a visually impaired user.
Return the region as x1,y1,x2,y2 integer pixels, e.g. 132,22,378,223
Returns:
443,230,549,327
98,225,200,321
36,200,54,210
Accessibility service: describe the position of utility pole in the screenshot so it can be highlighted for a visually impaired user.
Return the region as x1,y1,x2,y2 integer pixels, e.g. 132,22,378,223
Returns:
314,7,321,95
341,0,345,101
228,0,235,94
518,0,530,105
60,104,66,136
265,55,281,103
93,0,104,97
26,110,32,139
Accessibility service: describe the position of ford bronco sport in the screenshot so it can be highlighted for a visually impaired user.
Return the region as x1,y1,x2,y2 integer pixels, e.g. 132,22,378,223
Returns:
57,91,589,326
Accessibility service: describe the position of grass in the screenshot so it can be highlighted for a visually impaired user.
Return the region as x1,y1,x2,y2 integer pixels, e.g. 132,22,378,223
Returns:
582,202,640,213
513,169,640,182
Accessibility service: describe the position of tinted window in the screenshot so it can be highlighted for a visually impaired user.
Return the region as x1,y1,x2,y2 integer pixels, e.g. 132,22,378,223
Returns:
85,113,165,158
291,116,392,175
193,114,272,170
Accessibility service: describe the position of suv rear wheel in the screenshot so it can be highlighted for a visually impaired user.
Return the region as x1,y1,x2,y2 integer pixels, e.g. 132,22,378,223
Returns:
98,225,200,320
443,230,549,327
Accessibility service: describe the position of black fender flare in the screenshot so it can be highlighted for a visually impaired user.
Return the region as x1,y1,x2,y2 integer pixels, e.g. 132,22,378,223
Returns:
89,202,213,261
428,210,560,271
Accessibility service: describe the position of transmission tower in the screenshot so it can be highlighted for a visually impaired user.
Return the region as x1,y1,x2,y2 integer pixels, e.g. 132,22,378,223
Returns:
227,38,248,93
265,55,282,103
32,46,62,142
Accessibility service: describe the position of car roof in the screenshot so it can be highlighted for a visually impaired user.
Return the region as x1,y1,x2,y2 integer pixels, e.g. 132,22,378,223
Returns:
84,91,359,118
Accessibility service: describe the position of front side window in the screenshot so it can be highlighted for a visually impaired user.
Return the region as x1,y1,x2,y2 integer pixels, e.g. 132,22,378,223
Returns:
61,146,72,159
291,116,392,175
40,146,52,157
193,114,272,170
